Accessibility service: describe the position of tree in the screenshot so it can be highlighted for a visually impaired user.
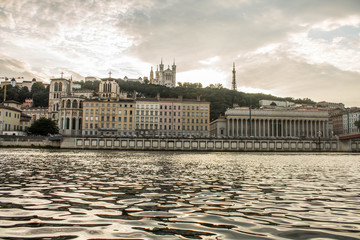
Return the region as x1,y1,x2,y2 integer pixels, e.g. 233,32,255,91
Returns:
28,118,59,136
355,120,360,131
270,102,277,106
30,82,46,95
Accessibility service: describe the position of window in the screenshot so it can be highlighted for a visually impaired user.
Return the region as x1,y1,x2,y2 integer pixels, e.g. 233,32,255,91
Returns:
119,110,122,115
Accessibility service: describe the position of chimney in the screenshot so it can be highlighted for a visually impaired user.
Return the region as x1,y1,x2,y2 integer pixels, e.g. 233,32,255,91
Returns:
178,95,183,101
156,93,160,100
197,96,201,101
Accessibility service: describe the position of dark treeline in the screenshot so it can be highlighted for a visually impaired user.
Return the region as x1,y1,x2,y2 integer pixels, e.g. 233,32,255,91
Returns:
0,82,49,107
116,80,315,121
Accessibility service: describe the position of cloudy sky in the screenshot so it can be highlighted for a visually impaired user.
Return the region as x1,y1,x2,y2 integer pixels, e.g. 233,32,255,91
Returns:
1,0,360,106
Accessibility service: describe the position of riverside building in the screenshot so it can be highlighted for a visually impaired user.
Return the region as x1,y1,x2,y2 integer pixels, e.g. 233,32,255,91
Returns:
0,101,31,135
135,96,210,137
48,72,210,137
82,99,135,137
211,106,331,139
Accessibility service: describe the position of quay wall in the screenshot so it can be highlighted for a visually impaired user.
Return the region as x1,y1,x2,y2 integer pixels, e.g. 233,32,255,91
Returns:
0,136,60,148
1,136,359,152
62,137,360,152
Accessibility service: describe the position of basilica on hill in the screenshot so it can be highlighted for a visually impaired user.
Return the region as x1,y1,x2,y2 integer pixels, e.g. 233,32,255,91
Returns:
149,59,176,88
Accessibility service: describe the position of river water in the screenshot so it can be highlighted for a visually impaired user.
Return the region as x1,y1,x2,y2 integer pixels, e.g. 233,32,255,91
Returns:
0,149,359,240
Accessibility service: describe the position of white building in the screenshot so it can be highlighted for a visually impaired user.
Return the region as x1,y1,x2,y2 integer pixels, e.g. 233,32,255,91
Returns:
211,107,331,139
149,59,176,87
259,100,296,108
343,111,360,134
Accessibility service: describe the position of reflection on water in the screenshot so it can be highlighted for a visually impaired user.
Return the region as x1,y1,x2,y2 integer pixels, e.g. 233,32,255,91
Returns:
0,149,359,240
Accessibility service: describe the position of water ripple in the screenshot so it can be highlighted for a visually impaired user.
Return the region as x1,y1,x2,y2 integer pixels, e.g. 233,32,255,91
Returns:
0,149,359,239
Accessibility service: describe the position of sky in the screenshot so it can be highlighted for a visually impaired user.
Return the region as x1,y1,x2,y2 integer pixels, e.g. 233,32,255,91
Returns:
1,0,360,107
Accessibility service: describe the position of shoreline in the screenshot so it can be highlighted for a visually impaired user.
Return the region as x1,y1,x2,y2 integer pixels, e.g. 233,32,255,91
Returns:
0,136,359,152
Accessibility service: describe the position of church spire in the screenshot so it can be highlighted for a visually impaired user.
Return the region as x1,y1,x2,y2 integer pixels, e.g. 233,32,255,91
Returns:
232,62,236,91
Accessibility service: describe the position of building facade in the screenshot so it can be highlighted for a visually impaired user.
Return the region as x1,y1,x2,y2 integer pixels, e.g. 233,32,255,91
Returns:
343,110,360,134
211,107,331,139
22,107,49,122
0,105,31,135
135,96,210,137
48,73,210,137
48,77,72,120
149,60,176,87
317,101,345,110
82,99,135,137
135,99,160,137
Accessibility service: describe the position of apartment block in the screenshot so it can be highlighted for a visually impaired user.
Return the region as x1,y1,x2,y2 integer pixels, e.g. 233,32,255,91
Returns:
82,99,135,137
135,96,210,137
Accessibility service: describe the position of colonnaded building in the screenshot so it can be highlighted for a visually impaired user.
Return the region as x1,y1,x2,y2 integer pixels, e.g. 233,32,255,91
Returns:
48,75,210,137
210,106,331,139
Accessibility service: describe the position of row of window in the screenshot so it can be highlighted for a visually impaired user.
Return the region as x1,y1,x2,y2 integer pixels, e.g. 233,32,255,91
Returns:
136,124,208,131
85,103,133,108
85,116,133,122
82,130,208,137
85,109,133,115
2,124,25,131
85,123,132,130
137,104,209,111
84,112,208,121
0,111,21,118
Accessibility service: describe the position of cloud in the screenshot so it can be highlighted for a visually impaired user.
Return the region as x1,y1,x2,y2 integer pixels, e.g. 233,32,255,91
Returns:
237,53,360,107
0,0,360,107
0,56,42,81
117,0,360,70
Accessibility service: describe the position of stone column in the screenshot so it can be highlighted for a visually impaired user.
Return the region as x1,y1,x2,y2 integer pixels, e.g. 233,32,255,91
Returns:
240,119,243,136
326,121,329,138
227,119,230,137
262,119,265,137
245,119,248,137
302,120,305,136
232,118,235,137
236,119,239,137
254,119,256,137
